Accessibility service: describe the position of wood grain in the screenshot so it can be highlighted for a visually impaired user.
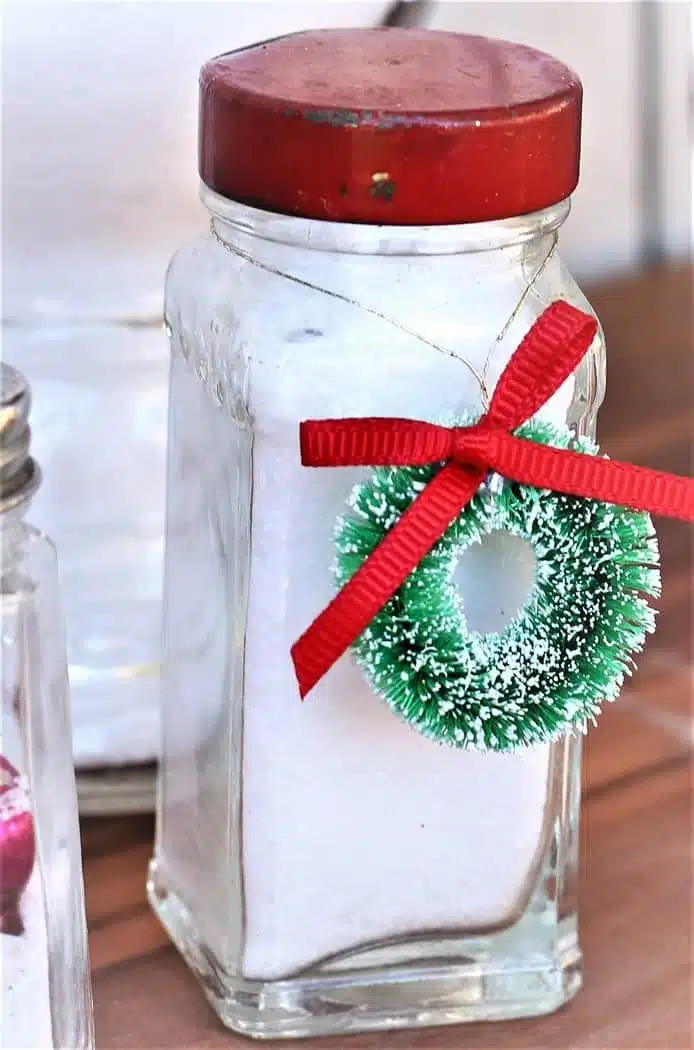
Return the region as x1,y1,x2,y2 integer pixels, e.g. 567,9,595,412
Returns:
84,266,693,1049
594,262,692,675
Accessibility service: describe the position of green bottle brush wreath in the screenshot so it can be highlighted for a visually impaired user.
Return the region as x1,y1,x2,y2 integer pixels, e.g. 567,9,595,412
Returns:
334,419,661,752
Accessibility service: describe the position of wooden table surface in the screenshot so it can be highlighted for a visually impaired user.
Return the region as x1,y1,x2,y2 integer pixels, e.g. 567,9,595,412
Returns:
83,265,693,1049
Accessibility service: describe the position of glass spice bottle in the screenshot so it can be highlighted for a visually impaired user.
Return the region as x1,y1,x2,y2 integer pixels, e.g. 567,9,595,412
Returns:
0,364,94,1049
150,28,605,1039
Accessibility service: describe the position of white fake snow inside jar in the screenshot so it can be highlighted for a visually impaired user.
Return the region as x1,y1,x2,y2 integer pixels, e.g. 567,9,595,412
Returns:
237,271,578,979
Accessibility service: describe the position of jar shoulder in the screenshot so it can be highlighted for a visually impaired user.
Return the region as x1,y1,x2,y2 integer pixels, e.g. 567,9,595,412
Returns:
164,233,604,351
165,233,221,318
555,262,606,343
2,521,58,578
163,234,605,430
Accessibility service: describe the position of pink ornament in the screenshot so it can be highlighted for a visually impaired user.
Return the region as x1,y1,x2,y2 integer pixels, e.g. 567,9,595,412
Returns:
0,755,35,936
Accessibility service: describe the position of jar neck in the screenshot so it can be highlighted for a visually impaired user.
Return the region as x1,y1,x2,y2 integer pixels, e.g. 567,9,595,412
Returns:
202,186,571,259
1,505,32,550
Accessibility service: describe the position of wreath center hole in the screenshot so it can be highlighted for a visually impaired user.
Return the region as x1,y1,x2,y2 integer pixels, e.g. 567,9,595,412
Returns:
453,531,537,634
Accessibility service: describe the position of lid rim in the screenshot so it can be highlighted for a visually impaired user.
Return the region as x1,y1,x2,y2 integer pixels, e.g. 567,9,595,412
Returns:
199,28,583,226
202,91,580,126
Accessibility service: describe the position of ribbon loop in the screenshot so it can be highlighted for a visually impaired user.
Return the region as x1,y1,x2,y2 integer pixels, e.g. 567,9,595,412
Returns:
292,302,694,698
300,418,454,468
486,302,599,429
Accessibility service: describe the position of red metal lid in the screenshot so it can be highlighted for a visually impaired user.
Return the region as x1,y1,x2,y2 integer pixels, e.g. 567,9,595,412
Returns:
199,28,582,225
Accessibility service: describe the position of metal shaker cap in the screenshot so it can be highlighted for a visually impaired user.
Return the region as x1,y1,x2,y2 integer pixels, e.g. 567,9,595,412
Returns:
0,363,41,513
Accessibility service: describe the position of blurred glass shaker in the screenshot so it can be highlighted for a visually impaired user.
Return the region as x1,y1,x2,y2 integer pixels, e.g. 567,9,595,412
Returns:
0,364,94,1049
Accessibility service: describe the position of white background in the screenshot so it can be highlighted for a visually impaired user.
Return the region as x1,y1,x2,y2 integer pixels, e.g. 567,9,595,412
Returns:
3,0,692,325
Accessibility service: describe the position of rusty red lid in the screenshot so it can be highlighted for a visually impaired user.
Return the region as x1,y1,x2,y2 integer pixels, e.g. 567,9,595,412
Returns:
199,28,582,225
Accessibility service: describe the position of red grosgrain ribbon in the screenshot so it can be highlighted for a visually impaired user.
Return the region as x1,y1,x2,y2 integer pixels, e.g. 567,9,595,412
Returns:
291,301,694,698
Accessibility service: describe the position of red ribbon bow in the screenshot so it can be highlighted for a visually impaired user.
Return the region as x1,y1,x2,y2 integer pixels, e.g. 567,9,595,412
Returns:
291,301,694,698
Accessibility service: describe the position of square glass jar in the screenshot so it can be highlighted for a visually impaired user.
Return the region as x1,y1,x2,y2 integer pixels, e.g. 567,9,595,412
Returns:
149,189,605,1038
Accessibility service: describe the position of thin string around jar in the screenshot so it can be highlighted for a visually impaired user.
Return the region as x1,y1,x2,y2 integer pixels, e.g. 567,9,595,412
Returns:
210,220,558,412
480,234,558,390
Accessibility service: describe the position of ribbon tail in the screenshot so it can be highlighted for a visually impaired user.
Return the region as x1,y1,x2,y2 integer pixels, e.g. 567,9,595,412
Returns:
491,434,694,522
291,462,484,697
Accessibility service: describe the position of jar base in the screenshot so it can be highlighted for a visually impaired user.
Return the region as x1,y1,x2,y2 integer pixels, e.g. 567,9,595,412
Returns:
147,859,582,1040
